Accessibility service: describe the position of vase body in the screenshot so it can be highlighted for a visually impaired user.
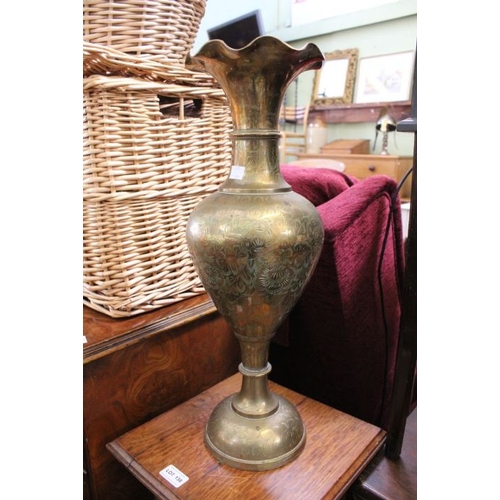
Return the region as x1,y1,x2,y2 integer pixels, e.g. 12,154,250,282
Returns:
185,36,324,471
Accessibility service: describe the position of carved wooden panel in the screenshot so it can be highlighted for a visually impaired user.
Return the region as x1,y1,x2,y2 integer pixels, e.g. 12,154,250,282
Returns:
83,300,239,499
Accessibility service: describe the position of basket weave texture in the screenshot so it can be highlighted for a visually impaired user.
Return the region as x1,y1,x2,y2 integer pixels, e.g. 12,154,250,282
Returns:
83,0,207,63
83,40,217,85
83,74,232,317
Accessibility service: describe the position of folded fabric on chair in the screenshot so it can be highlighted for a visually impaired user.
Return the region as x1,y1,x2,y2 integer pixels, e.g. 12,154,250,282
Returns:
271,166,405,430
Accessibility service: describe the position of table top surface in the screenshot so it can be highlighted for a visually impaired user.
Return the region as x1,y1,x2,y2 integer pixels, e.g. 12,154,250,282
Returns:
107,374,386,500
83,294,216,363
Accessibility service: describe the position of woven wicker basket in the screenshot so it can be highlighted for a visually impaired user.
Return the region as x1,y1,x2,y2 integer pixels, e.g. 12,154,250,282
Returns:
83,41,216,85
83,0,206,63
83,74,232,317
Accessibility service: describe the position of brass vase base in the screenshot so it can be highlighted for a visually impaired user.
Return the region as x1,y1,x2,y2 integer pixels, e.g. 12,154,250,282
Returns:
205,393,306,471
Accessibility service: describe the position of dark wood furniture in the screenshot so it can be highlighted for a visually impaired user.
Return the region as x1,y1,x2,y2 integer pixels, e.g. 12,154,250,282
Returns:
309,101,411,125
83,294,240,499
107,373,386,500
348,408,416,500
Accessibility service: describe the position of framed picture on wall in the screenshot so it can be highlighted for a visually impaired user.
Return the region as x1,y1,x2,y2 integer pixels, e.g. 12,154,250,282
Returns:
354,51,415,104
311,48,358,105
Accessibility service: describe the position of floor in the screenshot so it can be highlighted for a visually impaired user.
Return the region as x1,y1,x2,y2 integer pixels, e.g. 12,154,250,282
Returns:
346,407,417,500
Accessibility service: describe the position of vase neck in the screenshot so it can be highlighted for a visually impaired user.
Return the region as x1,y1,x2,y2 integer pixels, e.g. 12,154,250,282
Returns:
218,130,289,193
185,36,324,193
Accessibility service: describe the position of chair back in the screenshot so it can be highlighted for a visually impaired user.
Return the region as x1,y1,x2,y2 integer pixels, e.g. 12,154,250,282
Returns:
280,104,310,162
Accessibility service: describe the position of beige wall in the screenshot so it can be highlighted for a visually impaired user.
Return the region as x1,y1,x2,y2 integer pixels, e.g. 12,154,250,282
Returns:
288,14,417,156
194,1,417,156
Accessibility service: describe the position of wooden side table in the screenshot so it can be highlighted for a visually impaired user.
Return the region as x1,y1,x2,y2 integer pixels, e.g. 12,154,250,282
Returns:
107,374,386,500
83,295,240,499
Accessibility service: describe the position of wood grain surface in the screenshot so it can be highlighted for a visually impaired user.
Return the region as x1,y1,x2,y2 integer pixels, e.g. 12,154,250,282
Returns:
84,296,240,499
108,374,386,500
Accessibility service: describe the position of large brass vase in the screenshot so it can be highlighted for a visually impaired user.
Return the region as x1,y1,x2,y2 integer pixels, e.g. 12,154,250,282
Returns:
185,36,325,471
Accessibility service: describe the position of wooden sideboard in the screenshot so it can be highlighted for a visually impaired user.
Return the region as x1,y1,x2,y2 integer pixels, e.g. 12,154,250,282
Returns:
296,153,413,201
83,294,240,500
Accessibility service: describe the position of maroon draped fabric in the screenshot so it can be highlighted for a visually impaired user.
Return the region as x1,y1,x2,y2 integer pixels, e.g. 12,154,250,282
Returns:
270,165,405,430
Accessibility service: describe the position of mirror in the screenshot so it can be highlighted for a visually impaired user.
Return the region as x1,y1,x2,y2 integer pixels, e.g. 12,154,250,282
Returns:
311,48,358,105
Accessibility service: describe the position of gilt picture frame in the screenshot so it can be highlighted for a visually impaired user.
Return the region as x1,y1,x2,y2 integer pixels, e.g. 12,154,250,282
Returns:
311,48,358,105
354,51,415,104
